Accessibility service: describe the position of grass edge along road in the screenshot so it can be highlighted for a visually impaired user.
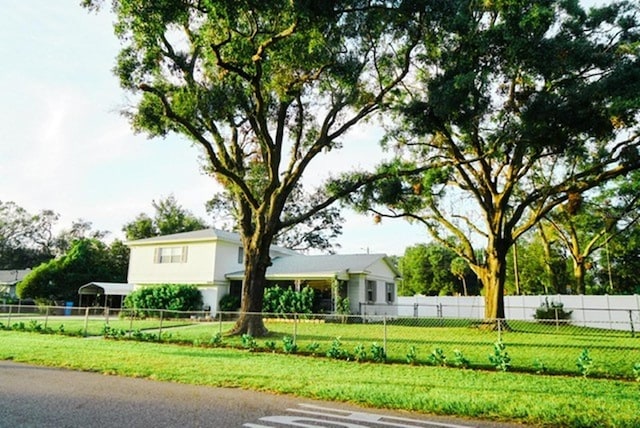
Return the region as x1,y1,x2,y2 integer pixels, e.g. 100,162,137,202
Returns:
1,331,639,427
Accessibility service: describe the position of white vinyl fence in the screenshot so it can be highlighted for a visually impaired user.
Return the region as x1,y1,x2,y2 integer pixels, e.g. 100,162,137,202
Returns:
394,294,640,331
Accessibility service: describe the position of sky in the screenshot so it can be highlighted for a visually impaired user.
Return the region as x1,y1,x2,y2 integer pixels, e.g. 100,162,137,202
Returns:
0,1,430,256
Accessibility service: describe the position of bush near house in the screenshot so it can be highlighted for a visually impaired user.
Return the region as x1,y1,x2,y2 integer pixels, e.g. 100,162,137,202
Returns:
533,298,572,321
218,294,241,312
124,284,203,317
263,285,315,315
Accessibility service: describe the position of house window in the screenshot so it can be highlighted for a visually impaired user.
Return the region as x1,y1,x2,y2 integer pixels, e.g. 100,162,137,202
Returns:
237,247,244,264
366,280,376,302
155,246,187,264
385,282,395,303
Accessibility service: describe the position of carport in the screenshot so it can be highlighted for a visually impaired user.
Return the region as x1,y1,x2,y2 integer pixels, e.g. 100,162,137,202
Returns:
78,282,134,308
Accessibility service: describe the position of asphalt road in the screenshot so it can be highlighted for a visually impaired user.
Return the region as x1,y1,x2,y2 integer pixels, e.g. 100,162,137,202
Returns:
0,361,523,428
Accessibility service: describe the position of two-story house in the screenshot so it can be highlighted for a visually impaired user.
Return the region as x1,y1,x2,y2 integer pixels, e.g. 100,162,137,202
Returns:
112,228,399,315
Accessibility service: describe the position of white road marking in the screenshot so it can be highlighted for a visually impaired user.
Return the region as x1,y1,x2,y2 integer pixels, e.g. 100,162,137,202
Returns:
244,403,477,428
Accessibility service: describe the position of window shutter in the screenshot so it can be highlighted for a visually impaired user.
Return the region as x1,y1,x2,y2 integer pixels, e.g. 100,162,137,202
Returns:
154,248,160,263
181,246,188,263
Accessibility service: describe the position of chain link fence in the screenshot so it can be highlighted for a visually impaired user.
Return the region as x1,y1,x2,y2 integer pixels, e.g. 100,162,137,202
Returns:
1,303,639,379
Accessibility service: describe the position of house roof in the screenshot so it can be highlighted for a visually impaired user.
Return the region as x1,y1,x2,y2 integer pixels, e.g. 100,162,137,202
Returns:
226,253,399,281
0,269,31,285
125,228,298,255
78,282,135,296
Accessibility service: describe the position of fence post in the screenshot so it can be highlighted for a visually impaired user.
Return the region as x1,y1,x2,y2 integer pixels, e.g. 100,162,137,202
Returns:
497,318,502,342
293,313,298,344
630,310,635,338
158,310,164,341
413,303,418,318
554,307,559,330
44,306,49,330
7,304,12,326
218,312,223,336
383,315,387,355
129,310,134,338
83,306,90,337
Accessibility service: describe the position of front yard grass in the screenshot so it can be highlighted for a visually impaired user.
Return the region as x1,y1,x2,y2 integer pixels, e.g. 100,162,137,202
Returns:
0,330,639,427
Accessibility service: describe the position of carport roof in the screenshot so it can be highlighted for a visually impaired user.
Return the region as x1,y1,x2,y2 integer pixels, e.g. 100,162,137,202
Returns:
78,282,134,296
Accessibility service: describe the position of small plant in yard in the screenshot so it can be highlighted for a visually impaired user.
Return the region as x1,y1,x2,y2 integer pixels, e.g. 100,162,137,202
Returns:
353,343,367,362
281,336,297,354
534,358,548,374
132,329,159,342
265,340,276,352
633,363,640,382
576,349,593,378
12,322,26,331
28,320,43,332
489,340,511,372
241,334,258,351
102,324,126,339
370,343,386,363
306,341,320,356
209,333,223,347
326,337,350,360
406,346,418,365
427,348,447,366
452,349,470,368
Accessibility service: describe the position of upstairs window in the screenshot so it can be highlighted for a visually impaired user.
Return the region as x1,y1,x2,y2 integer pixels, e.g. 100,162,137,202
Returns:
154,246,188,264
237,247,244,264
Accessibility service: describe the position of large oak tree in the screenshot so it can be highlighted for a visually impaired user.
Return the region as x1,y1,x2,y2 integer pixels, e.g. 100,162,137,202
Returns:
347,0,640,321
83,0,429,335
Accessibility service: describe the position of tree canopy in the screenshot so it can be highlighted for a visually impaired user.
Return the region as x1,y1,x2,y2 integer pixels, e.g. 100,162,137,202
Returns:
123,195,208,240
83,0,428,335
344,0,640,320
206,185,344,254
17,238,128,304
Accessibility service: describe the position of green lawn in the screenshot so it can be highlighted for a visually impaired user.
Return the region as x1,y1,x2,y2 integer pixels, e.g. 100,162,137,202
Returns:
155,318,640,379
2,314,638,379
1,330,639,427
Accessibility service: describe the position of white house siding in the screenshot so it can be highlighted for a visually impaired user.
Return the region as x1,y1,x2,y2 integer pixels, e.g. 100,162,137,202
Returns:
347,276,363,314
212,240,243,284
127,241,216,285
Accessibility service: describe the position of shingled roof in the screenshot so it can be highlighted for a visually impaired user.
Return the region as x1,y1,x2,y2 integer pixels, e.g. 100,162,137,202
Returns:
226,253,399,281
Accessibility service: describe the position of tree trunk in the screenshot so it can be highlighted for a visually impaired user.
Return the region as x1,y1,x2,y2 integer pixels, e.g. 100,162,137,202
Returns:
572,258,585,295
229,238,272,337
479,244,508,322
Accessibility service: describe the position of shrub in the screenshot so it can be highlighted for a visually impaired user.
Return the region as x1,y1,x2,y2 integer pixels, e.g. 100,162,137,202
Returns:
577,349,593,378
282,336,297,354
406,346,418,365
241,334,257,351
263,285,315,314
370,343,386,363
326,337,350,360
124,284,203,316
452,349,470,368
489,340,511,372
354,343,367,362
427,347,447,366
218,294,241,312
534,298,572,321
